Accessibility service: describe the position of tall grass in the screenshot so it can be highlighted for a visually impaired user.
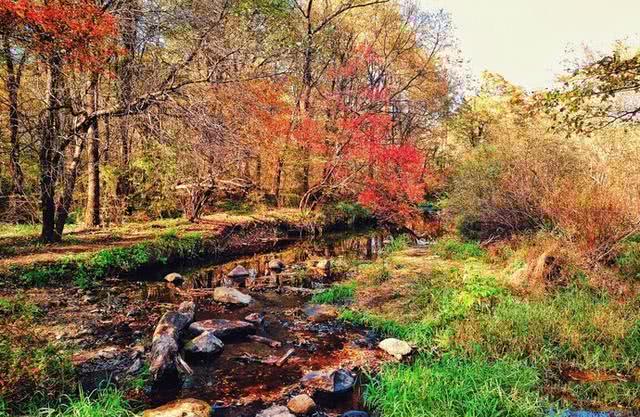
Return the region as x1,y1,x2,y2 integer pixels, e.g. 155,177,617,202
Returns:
38,387,134,417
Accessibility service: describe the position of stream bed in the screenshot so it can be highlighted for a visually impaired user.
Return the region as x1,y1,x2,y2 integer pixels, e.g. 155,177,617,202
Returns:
137,230,393,416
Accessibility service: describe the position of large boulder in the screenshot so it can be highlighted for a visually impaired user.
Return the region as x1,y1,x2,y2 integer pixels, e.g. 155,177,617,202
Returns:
300,368,355,393
378,338,412,360
257,405,295,417
183,331,224,356
141,398,211,417
287,394,316,415
303,304,339,323
213,287,252,305
189,319,255,339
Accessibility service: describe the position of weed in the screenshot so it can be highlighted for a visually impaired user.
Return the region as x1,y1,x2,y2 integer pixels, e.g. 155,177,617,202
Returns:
311,282,356,304
383,235,410,255
0,296,41,320
616,240,640,280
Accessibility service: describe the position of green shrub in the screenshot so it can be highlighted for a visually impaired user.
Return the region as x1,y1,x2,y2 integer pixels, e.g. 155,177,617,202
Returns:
311,282,356,304
433,238,485,260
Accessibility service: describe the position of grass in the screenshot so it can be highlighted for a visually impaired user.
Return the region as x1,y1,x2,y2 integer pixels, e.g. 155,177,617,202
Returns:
364,355,547,417
37,387,135,417
341,235,640,415
0,296,75,414
10,231,206,287
432,237,486,260
311,282,356,304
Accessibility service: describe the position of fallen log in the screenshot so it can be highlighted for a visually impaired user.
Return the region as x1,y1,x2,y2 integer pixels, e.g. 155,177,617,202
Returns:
149,301,195,381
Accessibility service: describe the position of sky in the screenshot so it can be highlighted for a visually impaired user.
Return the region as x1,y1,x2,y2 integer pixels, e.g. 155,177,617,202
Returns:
423,0,640,91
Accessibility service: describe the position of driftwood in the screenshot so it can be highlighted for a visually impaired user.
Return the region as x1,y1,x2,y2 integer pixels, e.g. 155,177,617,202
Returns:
149,301,196,381
248,335,282,348
276,348,295,367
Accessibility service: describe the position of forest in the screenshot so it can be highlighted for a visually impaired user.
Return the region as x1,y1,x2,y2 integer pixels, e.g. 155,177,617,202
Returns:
0,0,639,416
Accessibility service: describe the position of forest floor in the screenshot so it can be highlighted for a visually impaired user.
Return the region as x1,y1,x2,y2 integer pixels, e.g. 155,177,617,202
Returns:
0,209,309,269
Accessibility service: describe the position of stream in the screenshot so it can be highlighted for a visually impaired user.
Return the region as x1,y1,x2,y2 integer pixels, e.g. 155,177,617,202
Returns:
138,230,392,416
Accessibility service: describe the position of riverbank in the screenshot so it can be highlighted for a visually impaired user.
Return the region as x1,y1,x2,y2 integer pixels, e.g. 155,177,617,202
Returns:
329,235,640,416
0,209,372,287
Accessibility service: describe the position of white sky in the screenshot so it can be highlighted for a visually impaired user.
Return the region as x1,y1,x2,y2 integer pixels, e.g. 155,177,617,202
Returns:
423,0,640,91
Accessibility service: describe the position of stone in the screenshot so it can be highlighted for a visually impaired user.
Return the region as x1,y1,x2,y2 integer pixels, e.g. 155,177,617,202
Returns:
163,272,184,285
141,398,211,417
183,331,224,355
228,265,249,277
72,345,143,389
268,259,286,271
257,405,295,417
341,412,369,417
213,287,252,305
287,394,316,415
303,304,339,323
189,319,255,339
300,368,355,393
378,338,412,359
244,312,265,326
316,259,331,271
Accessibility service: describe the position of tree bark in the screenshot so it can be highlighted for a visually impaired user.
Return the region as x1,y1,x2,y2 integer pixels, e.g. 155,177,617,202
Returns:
54,136,85,239
2,39,25,196
40,54,63,243
85,75,101,227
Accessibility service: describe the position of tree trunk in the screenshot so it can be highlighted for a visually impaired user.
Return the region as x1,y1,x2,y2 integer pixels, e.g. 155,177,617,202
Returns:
3,39,24,196
40,54,63,243
55,137,85,239
116,0,138,199
85,75,101,227
273,157,284,207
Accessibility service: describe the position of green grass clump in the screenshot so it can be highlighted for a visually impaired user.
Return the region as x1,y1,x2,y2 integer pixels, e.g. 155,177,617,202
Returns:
364,355,547,417
383,235,411,255
616,240,640,280
0,296,41,320
311,282,356,304
38,387,134,417
433,238,485,260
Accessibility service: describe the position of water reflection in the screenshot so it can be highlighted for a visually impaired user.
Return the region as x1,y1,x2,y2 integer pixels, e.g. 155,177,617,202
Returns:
143,231,390,302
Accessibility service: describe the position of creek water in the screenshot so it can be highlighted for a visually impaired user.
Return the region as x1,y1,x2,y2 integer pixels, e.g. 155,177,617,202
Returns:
139,230,392,416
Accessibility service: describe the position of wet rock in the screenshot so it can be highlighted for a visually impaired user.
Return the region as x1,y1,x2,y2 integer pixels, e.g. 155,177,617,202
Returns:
189,319,255,339
268,259,286,271
378,338,412,359
164,273,184,285
245,312,265,326
184,331,224,355
303,304,339,323
257,405,295,417
341,412,369,417
141,398,211,417
300,368,355,393
213,287,252,305
333,368,357,393
287,394,316,415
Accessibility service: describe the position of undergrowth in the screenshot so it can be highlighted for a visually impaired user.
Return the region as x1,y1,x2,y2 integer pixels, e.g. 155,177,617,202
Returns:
311,282,356,305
